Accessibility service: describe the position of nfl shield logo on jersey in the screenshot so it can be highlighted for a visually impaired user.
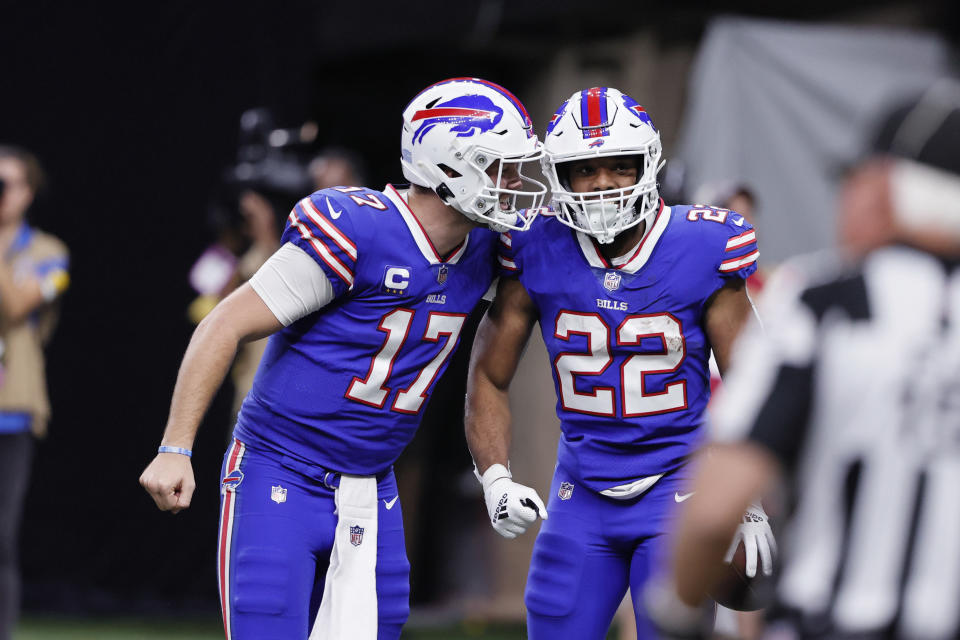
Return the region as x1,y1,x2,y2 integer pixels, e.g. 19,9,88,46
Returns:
603,271,621,292
350,525,364,547
558,481,574,501
270,485,287,504
437,264,449,284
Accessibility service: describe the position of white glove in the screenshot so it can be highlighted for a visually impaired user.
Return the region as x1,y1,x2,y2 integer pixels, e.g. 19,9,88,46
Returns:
725,501,777,578
479,463,548,539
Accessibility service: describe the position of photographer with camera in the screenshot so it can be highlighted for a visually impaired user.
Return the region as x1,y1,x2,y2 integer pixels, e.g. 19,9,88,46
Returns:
187,110,368,419
0,145,69,640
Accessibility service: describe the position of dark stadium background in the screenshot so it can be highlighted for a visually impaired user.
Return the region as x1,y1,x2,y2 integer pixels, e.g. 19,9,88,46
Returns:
0,0,957,627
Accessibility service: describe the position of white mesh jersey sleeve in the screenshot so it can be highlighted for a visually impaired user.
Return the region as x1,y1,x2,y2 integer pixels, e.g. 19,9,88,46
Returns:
249,242,336,326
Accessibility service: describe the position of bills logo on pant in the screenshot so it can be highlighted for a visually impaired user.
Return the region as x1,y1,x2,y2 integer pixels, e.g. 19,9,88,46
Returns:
558,481,574,501
350,525,364,547
221,469,244,494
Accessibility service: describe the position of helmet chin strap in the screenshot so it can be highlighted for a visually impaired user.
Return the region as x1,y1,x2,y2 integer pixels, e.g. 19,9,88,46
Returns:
581,201,621,244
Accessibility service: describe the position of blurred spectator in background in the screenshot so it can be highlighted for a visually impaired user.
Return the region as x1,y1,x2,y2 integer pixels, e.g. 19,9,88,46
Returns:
187,113,369,420
309,146,367,190
187,188,284,418
187,190,282,418
0,146,68,640
650,80,960,640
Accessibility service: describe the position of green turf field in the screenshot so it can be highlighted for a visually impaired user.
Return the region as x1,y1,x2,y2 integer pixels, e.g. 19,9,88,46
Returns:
15,617,620,639
14,617,224,640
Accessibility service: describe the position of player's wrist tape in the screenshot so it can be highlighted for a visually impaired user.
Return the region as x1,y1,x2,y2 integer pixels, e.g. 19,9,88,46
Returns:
474,461,511,485
158,445,193,457
479,463,514,494
480,463,511,481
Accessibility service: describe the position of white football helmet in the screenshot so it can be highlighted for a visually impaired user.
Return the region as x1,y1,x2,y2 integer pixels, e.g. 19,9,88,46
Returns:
401,77,546,232
542,87,664,244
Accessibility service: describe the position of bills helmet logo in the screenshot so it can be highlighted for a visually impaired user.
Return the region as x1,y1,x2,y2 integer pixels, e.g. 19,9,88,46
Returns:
588,139,605,148
603,271,622,291
558,482,574,501
621,94,657,131
221,469,244,494
350,525,365,547
547,103,568,135
411,95,504,144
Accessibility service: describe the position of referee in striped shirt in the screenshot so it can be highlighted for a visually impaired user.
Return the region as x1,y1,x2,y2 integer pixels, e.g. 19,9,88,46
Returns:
649,80,960,639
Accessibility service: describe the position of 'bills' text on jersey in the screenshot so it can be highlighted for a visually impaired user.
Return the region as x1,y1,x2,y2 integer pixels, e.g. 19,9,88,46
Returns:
236,185,498,474
499,202,758,491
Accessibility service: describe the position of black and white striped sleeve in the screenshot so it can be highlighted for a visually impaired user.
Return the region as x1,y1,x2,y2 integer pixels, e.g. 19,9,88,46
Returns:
710,264,820,468
711,256,872,469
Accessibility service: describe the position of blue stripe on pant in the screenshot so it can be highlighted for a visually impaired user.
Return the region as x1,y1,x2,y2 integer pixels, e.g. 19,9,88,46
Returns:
525,465,690,640
218,442,410,639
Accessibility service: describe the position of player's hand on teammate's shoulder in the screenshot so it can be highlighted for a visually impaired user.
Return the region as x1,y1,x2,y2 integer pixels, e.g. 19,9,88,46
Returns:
139,451,197,514
726,501,777,578
478,463,548,539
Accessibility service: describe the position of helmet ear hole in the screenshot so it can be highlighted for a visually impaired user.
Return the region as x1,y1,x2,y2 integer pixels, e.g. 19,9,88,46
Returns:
437,163,462,179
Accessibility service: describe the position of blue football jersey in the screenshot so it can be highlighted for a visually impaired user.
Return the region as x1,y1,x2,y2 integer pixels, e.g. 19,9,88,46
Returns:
236,185,498,475
500,202,758,491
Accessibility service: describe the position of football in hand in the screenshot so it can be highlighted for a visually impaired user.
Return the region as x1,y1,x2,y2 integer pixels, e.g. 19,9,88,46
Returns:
708,540,774,611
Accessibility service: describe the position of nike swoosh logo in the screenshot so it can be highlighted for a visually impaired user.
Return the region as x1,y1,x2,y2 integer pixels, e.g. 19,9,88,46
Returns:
326,197,343,220
384,496,398,510
674,491,695,503
733,216,745,226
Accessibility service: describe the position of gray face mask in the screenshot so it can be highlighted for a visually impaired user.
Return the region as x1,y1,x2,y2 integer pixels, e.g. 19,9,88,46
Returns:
570,194,642,245
578,200,622,243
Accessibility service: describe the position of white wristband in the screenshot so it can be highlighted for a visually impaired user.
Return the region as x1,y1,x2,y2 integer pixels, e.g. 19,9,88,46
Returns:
478,463,512,490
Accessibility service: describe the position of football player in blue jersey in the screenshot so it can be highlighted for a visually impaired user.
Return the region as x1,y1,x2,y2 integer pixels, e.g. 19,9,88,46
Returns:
139,77,546,640
465,87,775,639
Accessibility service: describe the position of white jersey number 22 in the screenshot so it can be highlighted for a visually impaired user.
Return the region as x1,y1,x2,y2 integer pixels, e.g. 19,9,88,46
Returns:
554,311,687,417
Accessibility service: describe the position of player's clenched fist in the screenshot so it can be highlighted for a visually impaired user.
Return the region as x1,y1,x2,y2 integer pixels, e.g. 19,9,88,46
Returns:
139,452,196,514
480,463,548,539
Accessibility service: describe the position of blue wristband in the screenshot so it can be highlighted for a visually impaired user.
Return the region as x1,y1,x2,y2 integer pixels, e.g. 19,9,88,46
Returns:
158,445,193,458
